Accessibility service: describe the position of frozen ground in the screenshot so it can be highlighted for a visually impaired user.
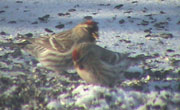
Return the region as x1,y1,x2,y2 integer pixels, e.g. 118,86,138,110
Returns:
0,0,180,110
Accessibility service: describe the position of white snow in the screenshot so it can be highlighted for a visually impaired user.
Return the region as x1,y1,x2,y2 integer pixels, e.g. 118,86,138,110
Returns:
1,0,180,109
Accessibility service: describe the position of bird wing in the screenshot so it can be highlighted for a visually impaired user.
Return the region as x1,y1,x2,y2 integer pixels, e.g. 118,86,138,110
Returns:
47,36,74,53
93,58,122,85
95,45,129,65
25,30,74,54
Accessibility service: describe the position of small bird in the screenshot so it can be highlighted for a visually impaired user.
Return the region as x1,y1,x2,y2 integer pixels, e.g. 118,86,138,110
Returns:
19,20,99,73
72,43,145,86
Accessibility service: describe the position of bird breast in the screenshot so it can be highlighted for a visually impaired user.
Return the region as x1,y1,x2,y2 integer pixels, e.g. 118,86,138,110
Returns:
76,65,99,84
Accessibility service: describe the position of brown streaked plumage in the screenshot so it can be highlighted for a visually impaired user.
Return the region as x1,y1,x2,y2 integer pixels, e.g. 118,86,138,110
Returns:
20,20,99,73
72,43,145,86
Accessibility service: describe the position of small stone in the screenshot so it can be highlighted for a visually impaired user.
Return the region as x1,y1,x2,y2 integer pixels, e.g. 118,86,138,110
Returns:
177,21,180,24
124,10,132,13
24,33,33,37
127,16,131,18
58,13,64,16
142,8,147,13
144,29,152,33
4,6,8,8
44,28,53,33
24,10,30,12
31,21,38,24
166,49,175,52
8,21,16,24
153,22,168,29
98,4,104,6
119,39,131,43
38,14,50,22
98,4,111,6
114,4,123,9
74,4,80,8
160,33,173,39
66,21,73,25
160,11,165,14
145,33,173,39
16,1,23,3
166,17,171,21
68,9,76,12
58,13,70,16
119,19,125,24
84,16,93,20
55,24,65,29
140,20,149,26
0,10,5,14
92,13,97,15
0,31,7,35
145,14,153,17
132,1,138,3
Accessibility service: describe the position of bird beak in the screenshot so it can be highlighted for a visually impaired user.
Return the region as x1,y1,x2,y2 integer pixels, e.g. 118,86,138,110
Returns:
92,32,99,39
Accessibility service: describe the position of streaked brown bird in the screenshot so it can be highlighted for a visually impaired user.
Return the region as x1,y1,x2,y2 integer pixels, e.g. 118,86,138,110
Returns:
19,20,99,73
72,42,145,86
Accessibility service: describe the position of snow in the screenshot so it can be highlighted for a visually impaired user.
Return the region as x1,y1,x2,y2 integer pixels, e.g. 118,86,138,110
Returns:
0,0,180,109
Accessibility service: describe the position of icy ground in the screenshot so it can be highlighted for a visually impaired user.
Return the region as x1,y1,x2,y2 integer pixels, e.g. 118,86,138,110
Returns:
0,0,180,110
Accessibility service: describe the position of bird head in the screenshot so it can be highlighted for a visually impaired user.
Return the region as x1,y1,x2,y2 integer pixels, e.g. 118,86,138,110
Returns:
84,20,99,40
75,20,99,41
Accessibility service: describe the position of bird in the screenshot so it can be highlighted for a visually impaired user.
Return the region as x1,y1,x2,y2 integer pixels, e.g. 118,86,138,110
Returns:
72,42,145,86
19,20,99,73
